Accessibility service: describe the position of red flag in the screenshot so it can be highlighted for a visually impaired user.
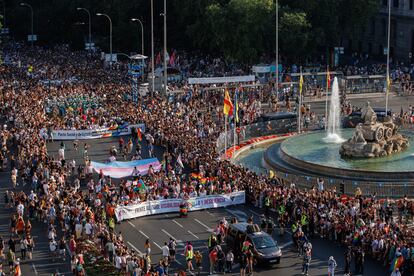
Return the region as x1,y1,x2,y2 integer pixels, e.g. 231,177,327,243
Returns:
155,52,161,65
327,70,331,89
137,128,142,142
169,51,176,67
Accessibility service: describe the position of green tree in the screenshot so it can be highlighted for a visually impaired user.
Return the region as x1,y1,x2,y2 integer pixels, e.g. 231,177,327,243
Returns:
279,11,311,62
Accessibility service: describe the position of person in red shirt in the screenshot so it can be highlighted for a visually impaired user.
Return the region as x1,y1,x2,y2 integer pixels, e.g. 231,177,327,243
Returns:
209,248,217,274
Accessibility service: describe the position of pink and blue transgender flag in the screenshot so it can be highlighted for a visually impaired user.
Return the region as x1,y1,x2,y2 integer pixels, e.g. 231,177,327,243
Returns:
91,158,161,178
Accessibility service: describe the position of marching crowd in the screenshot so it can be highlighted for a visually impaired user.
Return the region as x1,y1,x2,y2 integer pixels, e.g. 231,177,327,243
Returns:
0,42,413,276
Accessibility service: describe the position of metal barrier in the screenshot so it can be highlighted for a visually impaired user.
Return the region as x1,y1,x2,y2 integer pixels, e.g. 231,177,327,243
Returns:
278,172,414,198
216,118,305,154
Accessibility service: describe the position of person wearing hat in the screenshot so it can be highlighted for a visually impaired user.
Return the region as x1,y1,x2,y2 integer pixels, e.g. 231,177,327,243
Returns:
328,256,337,276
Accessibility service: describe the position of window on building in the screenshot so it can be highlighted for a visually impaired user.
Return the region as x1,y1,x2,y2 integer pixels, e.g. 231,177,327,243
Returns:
410,0,413,10
371,19,376,35
393,0,399,8
382,19,387,37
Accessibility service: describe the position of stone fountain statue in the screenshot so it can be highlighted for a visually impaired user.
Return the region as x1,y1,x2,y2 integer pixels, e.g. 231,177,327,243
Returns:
340,101,409,158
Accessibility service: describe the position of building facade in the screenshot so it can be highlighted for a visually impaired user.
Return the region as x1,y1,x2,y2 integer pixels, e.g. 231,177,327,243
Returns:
348,0,414,62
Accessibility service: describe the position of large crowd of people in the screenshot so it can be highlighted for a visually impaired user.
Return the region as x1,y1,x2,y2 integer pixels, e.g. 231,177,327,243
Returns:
0,42,413,276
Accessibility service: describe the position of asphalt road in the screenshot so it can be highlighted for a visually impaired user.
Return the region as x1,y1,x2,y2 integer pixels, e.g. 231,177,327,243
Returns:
2,92,408,275
117,204,389,276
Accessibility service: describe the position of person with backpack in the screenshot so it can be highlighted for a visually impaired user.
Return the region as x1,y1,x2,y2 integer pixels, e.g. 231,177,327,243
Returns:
168,237,176,261
216,247,225,273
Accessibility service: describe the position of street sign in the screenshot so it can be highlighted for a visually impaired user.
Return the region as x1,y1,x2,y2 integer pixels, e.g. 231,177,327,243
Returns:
27,35,37,42
383,47,388,55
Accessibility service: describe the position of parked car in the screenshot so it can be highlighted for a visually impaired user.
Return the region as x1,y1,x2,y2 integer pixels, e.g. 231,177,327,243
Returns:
342,107,392,128
251,112,297,135
226,222,282,266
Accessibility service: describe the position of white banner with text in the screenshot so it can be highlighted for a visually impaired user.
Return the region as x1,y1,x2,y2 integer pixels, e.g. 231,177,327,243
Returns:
41,124,145,140
115,191,245,221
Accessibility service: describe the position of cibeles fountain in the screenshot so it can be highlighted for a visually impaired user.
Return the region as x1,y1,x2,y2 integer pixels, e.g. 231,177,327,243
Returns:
264,76,414,188
340,101,409,158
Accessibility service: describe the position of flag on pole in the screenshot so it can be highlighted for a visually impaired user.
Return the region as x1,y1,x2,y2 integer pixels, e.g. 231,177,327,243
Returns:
327,69,331,89
176,153,184,168
169,51,176,67
155,52,161,65
387,74,391,91
223,88,234,116
234,88,239,123
299,73,304,96
137,127,142,142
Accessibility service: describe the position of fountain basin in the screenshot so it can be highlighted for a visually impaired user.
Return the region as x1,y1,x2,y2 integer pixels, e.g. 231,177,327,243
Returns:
265,129,414,182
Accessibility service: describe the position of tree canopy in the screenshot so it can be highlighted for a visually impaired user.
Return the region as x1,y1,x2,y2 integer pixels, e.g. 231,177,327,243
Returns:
3,0,379,63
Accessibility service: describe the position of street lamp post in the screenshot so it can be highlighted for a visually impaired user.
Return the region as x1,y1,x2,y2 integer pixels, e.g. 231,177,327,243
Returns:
275,0,278,101
385,0,391,115
20,2,33,47
150,0,154,96
77,7,92,48
131,18,144,56
161,0,167,95
96,13,112,68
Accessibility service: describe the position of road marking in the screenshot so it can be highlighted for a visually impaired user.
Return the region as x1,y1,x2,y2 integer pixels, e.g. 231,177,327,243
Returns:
172,219,184,228
188,270,195,276
226,209,246,221
127,241,143,255
153,241,162,249
187,230,199,239
249,209,261,217
175,259,183,265
161,229,182,244
139,230,150,239
35,263,67,267
128,221,136,228
32,263,38,275
206,210,214,216
165,214,169,218
194,218,213,232
280,241,293,249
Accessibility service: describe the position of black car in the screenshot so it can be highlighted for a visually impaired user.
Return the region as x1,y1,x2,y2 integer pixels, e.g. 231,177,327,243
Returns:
251,112,297,135
342,107,392,128
226,222,282,265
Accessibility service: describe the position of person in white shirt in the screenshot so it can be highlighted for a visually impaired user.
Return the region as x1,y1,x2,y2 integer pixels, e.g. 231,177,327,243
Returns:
16,202,24,216
115,254,122,271
161,242,170,262
84,220,93,238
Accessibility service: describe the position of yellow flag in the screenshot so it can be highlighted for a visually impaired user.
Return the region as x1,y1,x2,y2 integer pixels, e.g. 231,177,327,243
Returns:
299,74,304,95
387,75,391,91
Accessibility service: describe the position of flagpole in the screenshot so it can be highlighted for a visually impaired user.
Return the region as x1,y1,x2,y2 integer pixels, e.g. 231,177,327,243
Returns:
298,67,302,134
224,114,228,153
233,88,237,157
325,65,329,131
